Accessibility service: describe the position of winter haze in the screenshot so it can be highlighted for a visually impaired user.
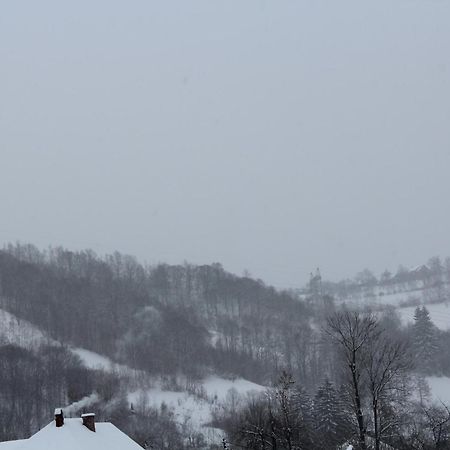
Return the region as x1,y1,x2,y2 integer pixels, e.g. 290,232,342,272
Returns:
1,0,449,288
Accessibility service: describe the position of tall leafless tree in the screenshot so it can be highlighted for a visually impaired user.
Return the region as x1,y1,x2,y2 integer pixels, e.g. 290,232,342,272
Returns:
364,333,411,450
326,311,378,450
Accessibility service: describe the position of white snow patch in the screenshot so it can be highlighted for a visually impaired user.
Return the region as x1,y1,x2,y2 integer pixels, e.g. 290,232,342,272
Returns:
70,348,139,377
71,348,115,371
202,376,266,402
376,290,423,307
128,376,266,442
0,309,52,349
427,376,450,405
129,388,212,429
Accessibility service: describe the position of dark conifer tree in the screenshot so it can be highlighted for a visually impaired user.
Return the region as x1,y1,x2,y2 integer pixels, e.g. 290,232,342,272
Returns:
413,306,438,373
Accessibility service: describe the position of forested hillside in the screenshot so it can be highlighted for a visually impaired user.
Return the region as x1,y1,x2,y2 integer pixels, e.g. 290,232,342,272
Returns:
3,243,450,449
0,243,313,384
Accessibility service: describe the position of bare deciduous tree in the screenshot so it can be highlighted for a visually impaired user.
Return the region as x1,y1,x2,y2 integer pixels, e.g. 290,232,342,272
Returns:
364,334,411,450
326,311,378,450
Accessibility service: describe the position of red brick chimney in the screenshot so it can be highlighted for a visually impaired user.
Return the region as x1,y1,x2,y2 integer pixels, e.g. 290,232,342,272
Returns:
81,413,96,432
54,408,64,427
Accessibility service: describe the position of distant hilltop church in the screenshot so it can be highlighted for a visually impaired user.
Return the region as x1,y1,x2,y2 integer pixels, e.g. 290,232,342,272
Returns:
0,409,142,450
309,268,322,301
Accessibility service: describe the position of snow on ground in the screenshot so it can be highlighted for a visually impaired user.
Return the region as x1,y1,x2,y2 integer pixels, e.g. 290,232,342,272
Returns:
202,376,266,402
376,290,423,308
71,348,117,371
70,348,141,377
0,308,52,349
397,303,450,330
129,388,212,427
128,385,221,443
128,376,266,441
339,288,426,310
0,308,134,374
427,376,450,405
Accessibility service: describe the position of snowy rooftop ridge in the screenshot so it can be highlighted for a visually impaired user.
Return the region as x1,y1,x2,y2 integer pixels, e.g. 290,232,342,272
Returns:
0,418,142,450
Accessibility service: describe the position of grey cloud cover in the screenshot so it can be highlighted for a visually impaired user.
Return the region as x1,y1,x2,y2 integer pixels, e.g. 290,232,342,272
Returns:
1,1,449,287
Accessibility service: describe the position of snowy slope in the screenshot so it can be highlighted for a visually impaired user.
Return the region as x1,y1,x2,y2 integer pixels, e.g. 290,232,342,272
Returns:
71,346,267,441
71,348,115,370
0,308,132,373
338,288,425,309
128,376,267,441
397,303,450,330
0,308,52,349
202,376,266,401
375,290,423,307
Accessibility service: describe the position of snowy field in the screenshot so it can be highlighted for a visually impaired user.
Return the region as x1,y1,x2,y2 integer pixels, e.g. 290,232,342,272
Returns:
202,376,266,402
335,288,425,310
375,290,423,308
397,303,450,330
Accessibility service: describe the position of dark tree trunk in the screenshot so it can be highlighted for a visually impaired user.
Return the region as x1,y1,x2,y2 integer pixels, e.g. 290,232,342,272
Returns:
373,397,380,450
350,351,366,450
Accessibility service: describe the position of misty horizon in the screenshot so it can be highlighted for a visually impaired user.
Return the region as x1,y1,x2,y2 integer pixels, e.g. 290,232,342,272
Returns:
1,1,449,288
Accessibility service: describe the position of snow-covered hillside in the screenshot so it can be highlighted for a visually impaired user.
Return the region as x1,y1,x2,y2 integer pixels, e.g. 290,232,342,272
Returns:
128,376,267,442
0,308,52,348
70,343,268,440
397,302,450,330
337,286,441,310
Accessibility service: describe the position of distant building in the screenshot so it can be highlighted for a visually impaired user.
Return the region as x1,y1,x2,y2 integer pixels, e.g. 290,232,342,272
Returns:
309,268,322,302
0,409,142,450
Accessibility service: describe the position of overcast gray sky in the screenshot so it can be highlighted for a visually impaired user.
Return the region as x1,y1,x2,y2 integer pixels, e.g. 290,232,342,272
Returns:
1,1,449,288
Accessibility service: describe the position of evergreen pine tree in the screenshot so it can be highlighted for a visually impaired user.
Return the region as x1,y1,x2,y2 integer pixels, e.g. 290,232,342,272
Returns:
413,306,438,372
313,379,350,449
292,385,315,447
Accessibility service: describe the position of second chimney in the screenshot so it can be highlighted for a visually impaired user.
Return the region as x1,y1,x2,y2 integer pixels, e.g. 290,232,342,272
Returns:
54,408,64,427
81,413,96,432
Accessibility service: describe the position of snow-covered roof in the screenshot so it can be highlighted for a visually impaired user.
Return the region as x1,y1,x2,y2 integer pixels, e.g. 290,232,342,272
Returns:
0,418,142,450
409,264,431,274
0,441,27,449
